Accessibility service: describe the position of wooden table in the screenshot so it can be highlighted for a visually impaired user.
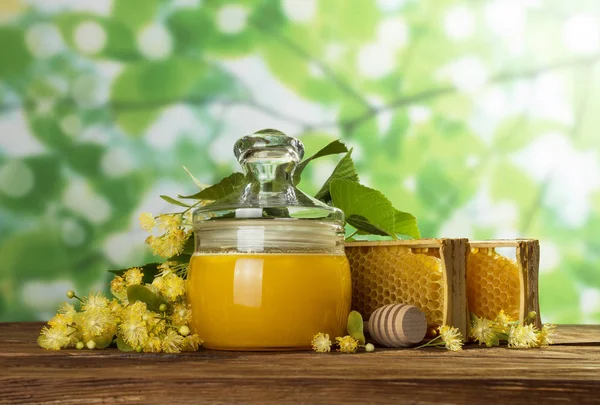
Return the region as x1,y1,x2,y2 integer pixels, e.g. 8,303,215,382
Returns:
1,323,598,404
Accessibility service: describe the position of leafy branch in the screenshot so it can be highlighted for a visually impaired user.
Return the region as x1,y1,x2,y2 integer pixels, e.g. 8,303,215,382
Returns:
335,53,600,135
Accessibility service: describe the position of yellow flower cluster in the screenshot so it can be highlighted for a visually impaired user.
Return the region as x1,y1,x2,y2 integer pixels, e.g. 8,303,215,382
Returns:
139,212,192,258
38,264,202,353
311,333,372,354
470,311,556,349
415,325,464,352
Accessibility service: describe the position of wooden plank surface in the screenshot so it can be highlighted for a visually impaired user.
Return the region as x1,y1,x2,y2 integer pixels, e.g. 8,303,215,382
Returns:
1,323,599,404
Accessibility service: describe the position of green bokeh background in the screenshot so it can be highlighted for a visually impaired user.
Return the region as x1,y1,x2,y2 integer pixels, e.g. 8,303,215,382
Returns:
1,0,599,323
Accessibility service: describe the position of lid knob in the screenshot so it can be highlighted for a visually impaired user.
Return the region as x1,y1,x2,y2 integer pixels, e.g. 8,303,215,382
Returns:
234,129,305,165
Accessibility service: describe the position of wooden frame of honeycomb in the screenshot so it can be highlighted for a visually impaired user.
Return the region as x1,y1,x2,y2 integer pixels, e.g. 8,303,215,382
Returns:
468,239,541,328
345,238,469,337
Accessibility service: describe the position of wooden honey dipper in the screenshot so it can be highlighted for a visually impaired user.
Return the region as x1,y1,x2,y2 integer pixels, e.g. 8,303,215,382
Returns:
364,303,427,348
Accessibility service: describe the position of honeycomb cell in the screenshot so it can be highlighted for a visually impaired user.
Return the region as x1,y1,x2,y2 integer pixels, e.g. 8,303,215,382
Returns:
467,249,520,320
346,247,445,329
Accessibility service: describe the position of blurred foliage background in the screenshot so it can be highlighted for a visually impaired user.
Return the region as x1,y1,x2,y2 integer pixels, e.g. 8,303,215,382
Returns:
0,0,599,323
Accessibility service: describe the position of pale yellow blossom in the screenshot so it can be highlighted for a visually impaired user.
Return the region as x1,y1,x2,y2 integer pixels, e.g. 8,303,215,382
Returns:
311,333,332,353
81,292,109,312
124,267,144,286
143,335,162,353
336,335,359,353
120,316,148,348
171,303,192,326
38,325,71,350
508,324,539,349
139,212,155,232
157,214,182,233
57,302,76,317
81,308,116,341
48,313,73,329
160,273,186,302
438,325,463,351
537,324,556,346
470,315,499,347
110,276,127,300
161,329,184,353
182,334,203,352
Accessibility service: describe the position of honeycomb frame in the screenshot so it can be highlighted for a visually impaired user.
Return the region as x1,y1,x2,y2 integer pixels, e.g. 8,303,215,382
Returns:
345,238,469,337
468,239,541,328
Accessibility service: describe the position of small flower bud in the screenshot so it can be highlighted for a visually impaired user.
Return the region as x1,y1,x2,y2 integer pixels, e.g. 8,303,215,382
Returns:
528,311,537,319
159,304,167,312
365,343,375,352
136,346,143,353
76,341,84,350
86,340,96,350
66,290,75,299
179,325,190,336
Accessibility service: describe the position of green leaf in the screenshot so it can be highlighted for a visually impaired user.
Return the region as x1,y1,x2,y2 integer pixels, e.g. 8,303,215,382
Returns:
394,210,421,239
293,139,348,184
182,166,208,191
314,149,358,202
346,215,390,237
112,0,159,30
116,336,134,352
159,195,191,208
108,263,162,285
94,335,114,349
127,285,170,312
330,179,397,239
0,28,32,78
180,172,245,200
114,108,161,137
111,59,205,104
330,179,420,239
347,310,366,345
0,156,65,214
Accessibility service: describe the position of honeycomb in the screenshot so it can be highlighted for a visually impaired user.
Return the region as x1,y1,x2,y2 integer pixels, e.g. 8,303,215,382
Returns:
467,248,520,320
346,246,445,329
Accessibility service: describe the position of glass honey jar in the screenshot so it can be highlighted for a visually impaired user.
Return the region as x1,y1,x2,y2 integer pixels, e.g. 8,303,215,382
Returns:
187,129,351,350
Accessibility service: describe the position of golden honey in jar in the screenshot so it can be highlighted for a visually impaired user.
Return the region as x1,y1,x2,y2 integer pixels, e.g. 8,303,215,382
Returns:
187,129,351,350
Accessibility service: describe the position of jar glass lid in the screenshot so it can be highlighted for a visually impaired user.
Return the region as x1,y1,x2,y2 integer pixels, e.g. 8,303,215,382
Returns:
193,129,345,226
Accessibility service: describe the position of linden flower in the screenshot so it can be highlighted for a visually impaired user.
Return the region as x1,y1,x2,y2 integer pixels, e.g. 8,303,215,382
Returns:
81,308,115,340
470,315,499,347
311,333,332,353
162,329,185,353
182,334,203,352
171,303,192,326
38,325,71,350
124,267,144,286
336,335,359,353
143,335,162,353
110,276,127,299
494,310,515,333
160,274,186,302
438,325,463,351
139,212,156,232
81,292,109,312
122,301,147,320
145,312,166,335
157,214,182,233
120,316,149,347
57,302,76,317
108,299,123,317
537,324,556,347
508,324,539,349
48,313,73,329
146,231,189,258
